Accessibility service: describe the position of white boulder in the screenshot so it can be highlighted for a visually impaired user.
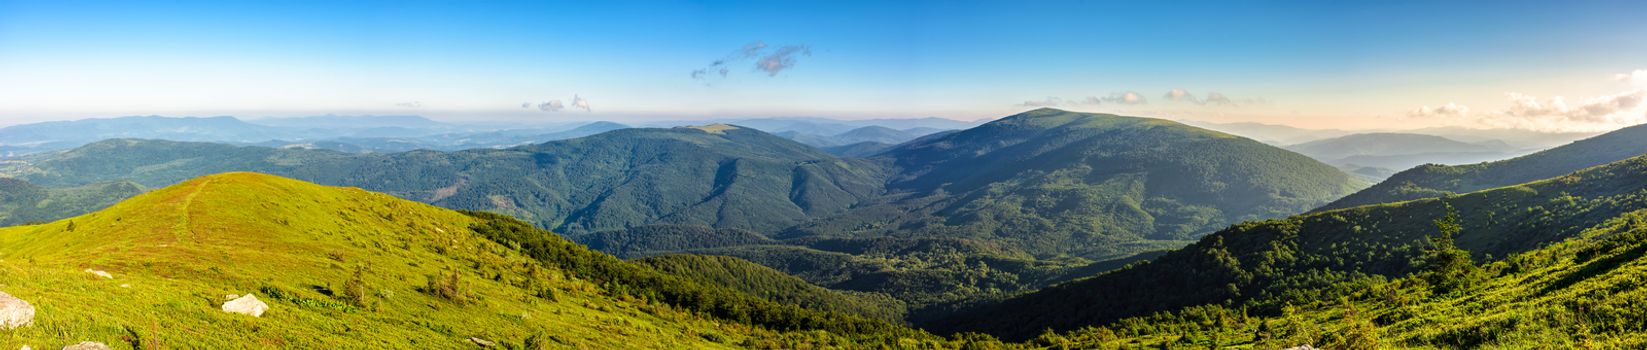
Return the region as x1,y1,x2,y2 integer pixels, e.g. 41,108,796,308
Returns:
83,269,113,279
221,294,269,317
61,342,110,350
0,291,33,330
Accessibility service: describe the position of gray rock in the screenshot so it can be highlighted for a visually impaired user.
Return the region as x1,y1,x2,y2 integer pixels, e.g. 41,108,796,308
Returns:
221,294,269,317
0,291,33,330
61,342,110,350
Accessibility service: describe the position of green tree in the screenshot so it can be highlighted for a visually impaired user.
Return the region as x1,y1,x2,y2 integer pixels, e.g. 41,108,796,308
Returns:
1420,203,1482,294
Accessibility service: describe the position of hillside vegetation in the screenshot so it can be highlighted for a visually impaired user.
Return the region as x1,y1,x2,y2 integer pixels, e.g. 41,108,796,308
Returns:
1031,208,1647,348
937,152,1647,341
634,254,908,322
0,173,987,349
1324,123,1647,210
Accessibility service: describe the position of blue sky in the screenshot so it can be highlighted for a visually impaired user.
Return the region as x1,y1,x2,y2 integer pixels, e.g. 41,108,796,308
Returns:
2,0,1646,131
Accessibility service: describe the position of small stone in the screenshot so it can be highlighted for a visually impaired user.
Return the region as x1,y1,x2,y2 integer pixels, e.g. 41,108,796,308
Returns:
82,269,113,279
119,284,130,289
469,337,496,347
0,291,34,330
221,294,269,317
61,342,110,350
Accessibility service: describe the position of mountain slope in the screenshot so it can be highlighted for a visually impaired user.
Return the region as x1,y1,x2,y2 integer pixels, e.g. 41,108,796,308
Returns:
935,151,1647,340
1323,123,1647,210
1033,207,1647,348
784,108,1364,259
0,173,958,348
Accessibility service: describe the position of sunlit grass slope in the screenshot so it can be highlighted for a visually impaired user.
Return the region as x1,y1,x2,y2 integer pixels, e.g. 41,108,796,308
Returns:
0,172,885,349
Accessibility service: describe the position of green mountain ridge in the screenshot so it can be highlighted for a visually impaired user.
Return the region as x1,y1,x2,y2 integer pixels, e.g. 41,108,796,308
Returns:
933,150,1647,341
1323,122,1647,210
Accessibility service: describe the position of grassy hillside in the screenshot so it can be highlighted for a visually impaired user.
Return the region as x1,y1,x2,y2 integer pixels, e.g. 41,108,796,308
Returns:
1324,123,1647,210
937,152,1647,340
1037,208,1647,348
634,254,908,322
0,178,144,226
786,108,1363,259
0,173,977,349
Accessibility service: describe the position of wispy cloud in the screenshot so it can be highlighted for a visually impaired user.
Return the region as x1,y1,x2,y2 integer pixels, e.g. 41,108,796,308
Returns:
1016,90,1259,108
755,45,811,76
1408,102,1470,118
395,101,423,108
1103,91,1148,105
692,41,812,83
1164,88,1198,103
535,100,565,112
1018,96,1065,107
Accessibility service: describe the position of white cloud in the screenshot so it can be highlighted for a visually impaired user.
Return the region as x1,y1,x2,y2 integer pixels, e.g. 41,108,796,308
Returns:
536,100,565,112
572,95,591,112
1164,88,1197,103
1103,91,1148,105
1018,96,1065,107
1616,69,1647,88
395,101,422,108
1408,102,1470,118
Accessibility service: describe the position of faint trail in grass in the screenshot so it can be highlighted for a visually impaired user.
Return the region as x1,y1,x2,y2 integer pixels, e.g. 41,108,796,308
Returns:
174,177,215,244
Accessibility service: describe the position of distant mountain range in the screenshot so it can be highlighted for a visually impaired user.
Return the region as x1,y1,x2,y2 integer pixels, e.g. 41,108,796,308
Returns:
1186,120,1595,151
1285,132,1536,180
1322,122,1647,210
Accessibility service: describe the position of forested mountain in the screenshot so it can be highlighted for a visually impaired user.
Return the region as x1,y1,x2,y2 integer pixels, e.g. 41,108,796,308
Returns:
635,254,909,321
1324,123,1647,210
783,108,1364,259
934,151,1647,341
0,177,144,226
4,125,887,235
822,141,896,157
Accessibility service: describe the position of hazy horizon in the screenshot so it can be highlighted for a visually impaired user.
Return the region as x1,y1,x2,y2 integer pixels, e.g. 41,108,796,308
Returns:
4,0,1646,132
